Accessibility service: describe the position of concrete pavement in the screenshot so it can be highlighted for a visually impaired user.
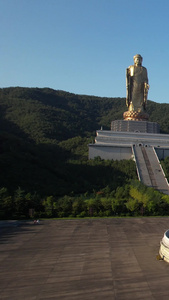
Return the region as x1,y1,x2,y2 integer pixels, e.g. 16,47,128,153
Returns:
0,218,169,299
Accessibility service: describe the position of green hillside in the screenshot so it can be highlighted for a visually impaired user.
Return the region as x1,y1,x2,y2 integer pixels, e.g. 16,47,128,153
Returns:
1,87,169,218
1,87,169,143
0,87,138,195
0,87,126,142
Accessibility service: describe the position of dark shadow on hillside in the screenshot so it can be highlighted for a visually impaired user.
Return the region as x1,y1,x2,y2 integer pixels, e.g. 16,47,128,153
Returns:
0,134,71,195
0,129,137,196
0,101,136,197
0,107,33,142
0,114,72,194
62,159,137,195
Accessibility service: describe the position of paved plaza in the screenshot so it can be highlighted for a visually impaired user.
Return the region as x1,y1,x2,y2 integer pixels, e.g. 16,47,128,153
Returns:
1,218,169,299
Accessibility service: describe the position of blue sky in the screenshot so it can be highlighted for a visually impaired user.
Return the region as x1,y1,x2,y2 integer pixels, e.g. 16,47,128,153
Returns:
1,0,169,103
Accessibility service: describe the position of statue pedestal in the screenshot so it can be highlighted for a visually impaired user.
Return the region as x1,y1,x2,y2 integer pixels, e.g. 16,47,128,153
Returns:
123,110,149,121
111,120,160,134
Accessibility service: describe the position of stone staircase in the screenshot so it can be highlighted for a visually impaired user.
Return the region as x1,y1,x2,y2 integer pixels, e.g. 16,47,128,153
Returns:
133,145,169,194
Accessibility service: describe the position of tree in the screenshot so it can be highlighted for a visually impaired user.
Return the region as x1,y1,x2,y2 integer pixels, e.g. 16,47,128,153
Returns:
110,197,126,215
43,196,56,217
14,187,28,218
56,196,73,217
125,198,139,214
0,187,13,219
72,197,86,217
85,198,101,217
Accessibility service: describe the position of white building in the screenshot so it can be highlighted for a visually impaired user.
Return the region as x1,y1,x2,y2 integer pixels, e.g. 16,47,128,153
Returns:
88,120,169,194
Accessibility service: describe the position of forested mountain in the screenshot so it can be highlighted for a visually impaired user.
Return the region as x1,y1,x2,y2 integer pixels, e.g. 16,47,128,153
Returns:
1,87,169,143
0,87,136,195
0,87,126,142
1,87,169,218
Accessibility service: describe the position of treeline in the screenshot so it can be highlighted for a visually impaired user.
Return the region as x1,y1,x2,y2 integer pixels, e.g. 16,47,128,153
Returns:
1,181,169,219
34,181,169,218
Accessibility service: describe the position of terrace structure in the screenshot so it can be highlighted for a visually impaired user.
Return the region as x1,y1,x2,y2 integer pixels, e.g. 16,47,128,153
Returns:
89,55,169,194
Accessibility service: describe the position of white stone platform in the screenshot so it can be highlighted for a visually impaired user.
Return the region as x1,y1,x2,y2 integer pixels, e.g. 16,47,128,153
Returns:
89,130,169,160
88,129,169,194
